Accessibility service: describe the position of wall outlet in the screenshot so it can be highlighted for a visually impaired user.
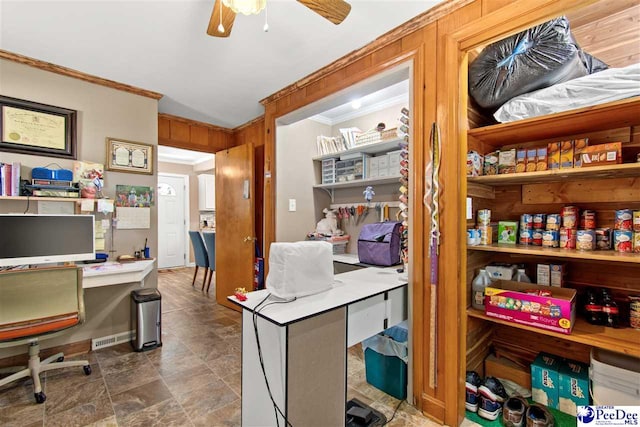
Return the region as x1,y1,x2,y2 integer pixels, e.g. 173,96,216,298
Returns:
288,199,296,212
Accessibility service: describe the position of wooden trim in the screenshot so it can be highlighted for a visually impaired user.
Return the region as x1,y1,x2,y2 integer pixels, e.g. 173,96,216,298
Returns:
233,115,266,133
158,113,233,134
259,0,475,106
0,50,163,100
0,339,91,369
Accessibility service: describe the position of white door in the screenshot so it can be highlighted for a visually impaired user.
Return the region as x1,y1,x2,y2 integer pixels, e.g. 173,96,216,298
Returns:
158,174,187,269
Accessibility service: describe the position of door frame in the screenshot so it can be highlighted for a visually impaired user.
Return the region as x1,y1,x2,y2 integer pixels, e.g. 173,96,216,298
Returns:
157,172,190,268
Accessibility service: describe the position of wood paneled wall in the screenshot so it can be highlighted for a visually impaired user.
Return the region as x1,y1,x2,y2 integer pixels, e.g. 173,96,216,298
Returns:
158,113,233,153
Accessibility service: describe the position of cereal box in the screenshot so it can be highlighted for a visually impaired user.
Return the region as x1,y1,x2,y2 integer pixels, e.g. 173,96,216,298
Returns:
579,142,622,167
484,150,499,176
526,149,537,172
498,149,516,174
536,147,548,171
560,140,574,169
550,263,567,287
558,359,589,416
467,151,483,177
548,142,561,170
515,149,527,173
531,352,561,409
573,138,588,167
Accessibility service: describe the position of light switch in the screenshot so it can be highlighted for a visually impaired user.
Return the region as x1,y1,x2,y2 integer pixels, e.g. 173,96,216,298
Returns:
288,199,296,212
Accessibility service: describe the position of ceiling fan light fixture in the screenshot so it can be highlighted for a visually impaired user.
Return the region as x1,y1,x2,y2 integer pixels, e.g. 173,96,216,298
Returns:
222,0,266,15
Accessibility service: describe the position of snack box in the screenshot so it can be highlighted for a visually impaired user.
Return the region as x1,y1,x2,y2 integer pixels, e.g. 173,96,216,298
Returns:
484,150,499,176
526,149,537,172
498,221,518,244
467,151,483,177
515,149,527,173
484,280,576,335
579,142,622,167
558,358,590,416
536,263,567,287
531,352,561,409
548,142,561,170
560,140,574,169
573,138,589,168
536,147,548,171
498,149,516,174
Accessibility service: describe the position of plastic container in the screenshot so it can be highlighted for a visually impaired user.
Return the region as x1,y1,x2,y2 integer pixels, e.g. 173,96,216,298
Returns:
362,321,408,400
472,269,493,310
514,268,531,283
590,348,640,405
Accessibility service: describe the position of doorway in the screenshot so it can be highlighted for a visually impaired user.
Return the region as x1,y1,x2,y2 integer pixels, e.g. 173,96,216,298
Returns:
157,173,189,269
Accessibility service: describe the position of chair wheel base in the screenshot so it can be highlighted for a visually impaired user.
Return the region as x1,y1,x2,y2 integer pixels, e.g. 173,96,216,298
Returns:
34,391,46,404
57,356,64,362
83,365,92,375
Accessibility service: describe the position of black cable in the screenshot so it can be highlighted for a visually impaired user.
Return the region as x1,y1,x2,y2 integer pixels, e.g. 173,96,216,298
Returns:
383,399,405,425
23,195,30,214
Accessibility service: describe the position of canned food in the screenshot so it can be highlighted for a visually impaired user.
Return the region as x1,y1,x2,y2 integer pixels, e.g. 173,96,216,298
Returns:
559,227,576,249
532,229,544,246
634,211,640,232
477,209,491,226
467,229,480,246
615,209,633,230
533,213,546,229
478,225,492,245
546,214,561,231
519,228,533,245
595,228,612,250
520,214,533,230
576,229,596,251
613,230,633,252
630,296,640,330
580,210,597,230
561,206,579,229
634,232,640,253
542,230,559,248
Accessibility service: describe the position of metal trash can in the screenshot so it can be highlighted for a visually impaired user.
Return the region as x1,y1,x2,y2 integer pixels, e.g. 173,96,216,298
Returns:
131,288,162,352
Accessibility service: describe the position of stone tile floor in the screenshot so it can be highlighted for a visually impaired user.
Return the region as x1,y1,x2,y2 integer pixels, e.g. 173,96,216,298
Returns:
0,267,449,426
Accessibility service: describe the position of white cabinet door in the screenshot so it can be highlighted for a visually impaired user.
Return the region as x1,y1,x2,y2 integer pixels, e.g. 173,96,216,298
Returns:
198,174,215,211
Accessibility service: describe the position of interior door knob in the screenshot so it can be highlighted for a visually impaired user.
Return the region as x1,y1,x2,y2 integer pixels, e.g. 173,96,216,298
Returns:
243,236,255,242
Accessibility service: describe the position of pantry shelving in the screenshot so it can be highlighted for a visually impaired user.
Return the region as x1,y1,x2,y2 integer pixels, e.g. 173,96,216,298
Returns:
468,244,640,264
313,175,401,190
312,137,403,161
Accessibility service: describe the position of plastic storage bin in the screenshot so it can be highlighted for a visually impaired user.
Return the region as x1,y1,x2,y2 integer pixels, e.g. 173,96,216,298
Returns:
590,348,640,405
362,321,408,400
131,289,162,352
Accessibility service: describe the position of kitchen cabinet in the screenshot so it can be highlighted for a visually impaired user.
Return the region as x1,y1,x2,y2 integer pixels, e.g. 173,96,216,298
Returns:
198,174,215,211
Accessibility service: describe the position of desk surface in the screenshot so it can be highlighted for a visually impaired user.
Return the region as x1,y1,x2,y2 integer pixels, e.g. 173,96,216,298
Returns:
82,259,155,288
229,267,406,326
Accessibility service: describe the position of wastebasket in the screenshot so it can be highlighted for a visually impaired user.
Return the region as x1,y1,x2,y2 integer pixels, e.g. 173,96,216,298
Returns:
362,321,408,400
131,288,162,352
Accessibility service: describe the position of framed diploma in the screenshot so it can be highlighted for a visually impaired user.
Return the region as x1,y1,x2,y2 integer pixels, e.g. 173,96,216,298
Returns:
0,95,77,159
106,137,154,175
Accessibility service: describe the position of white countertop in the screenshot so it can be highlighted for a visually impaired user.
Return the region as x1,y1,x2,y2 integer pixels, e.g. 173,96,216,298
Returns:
229,267,407,326
332,253,360,264
81,259,155,288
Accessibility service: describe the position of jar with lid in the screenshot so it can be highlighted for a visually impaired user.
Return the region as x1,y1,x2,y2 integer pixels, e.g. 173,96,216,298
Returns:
514,268,531,283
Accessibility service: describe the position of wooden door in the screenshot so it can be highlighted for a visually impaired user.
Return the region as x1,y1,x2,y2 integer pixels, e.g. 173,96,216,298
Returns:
215,144,255,310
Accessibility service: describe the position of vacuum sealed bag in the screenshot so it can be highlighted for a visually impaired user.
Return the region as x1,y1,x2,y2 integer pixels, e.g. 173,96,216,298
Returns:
469,16,592,110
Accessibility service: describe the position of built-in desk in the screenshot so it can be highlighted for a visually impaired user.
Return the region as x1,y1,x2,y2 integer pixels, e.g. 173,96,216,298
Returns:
229,267,407,427
81,260,155,288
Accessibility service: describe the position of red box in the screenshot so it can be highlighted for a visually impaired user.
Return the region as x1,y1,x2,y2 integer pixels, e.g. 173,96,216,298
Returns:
484,280,576,334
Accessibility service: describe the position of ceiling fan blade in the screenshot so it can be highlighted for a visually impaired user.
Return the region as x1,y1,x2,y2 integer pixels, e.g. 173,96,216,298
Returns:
207,0,236,37
297,0,351,25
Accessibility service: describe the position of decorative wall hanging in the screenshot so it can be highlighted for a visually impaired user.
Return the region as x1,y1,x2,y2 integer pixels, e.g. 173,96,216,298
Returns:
106,137,153,175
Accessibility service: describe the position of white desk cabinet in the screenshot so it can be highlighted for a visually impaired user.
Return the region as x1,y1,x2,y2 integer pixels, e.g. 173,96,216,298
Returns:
197,174,215,211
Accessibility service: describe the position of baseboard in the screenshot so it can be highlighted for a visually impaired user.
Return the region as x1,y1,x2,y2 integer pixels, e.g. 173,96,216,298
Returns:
0,339,91,369
421,393,446,425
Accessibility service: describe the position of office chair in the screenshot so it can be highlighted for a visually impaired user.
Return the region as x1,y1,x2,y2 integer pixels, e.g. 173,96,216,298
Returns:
202,231,216,293
0,266,91,403
188,230,209,288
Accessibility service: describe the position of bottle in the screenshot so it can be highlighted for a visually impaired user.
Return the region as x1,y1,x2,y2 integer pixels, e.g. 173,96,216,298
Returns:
601,289,619,328
514,268,531,283
584,289,603,325
472,269,492,311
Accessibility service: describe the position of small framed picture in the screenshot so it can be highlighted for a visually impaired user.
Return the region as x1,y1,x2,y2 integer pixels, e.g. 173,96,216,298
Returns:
105,137,153,175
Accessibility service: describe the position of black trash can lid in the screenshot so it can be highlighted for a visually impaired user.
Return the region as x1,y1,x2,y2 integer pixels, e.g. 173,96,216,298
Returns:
131,288,161,303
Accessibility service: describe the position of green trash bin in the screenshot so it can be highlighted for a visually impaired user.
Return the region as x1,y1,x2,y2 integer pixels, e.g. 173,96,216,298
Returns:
362,321,408,400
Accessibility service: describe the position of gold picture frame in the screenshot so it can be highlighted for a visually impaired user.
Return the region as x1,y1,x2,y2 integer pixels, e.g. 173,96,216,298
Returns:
105,137,153,175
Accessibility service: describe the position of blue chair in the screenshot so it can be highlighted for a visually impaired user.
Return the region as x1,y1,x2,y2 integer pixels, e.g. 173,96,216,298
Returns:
202,232,216,293
188,231,209,288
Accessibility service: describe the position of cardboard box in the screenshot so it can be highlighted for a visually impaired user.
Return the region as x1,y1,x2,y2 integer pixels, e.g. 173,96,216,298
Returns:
485,354,531,390
498,149,516,174
573,138,589,167
531,352,561,409
536,147,548,171
579,142,622,167
560,140,574,169
484,150,499,175
548,142,561,170
498,221,518,244
526,149,537,172
515,149,527,173
537,264,550,286
467,151,483,177
537,263,567,287
484,280,576,335
558,359,589,416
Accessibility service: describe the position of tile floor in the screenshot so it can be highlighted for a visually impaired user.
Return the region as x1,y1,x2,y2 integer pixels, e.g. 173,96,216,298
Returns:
0,267,446,426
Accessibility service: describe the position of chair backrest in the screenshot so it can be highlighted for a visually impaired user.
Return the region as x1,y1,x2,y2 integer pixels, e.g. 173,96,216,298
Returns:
189,231,209,268
0,266,84,342
202,232,216,271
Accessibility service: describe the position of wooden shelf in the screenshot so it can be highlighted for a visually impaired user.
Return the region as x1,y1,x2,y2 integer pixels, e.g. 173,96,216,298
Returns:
468,243,640,264
314,175,401,190
467,97,640,145
467,163,640,186
0,195,82,202
312,138,403,161
467,308,640,358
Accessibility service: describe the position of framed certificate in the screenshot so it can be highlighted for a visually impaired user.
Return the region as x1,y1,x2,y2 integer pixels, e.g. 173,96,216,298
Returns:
0,95,77,159
106,137,154,175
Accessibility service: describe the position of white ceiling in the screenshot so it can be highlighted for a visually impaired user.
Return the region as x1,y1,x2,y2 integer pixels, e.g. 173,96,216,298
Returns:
157,145,215,165
0,0,442,129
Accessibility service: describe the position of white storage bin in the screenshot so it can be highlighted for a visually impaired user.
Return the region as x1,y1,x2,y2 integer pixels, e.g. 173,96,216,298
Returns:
378,155,389,177
590,348,640,405
368,157,379,178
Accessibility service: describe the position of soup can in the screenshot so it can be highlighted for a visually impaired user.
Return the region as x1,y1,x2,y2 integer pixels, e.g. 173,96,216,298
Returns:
630,296,640,330
542,230,559,248
576,230,596,251
559,227,576,249
580,210,597,230
478,225,492,245
477,209,491,226
634,232,640,253
533,213,546,229
546,214,561,231
634,211,640,232
561,206,579,229
519,228,533,245
613,230,633,252
532,229,544,246
615,209,633,230
520,214,533,230
467,229,480,246
595,228,612,250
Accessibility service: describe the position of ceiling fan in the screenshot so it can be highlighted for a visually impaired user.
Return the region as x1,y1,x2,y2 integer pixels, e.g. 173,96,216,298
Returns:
207,0,352,37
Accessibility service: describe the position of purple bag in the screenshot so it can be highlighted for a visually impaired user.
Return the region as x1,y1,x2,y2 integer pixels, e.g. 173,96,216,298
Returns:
357,221,402,266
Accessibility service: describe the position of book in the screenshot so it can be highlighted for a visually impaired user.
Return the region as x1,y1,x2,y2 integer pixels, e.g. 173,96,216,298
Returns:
1,163,12,196
32,189,80,198
11,161,20,196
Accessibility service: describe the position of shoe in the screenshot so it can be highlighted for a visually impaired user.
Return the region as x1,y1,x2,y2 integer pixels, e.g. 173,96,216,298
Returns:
503,396,528,427
465,371,482,412
478,376,508,420
526,404,554,427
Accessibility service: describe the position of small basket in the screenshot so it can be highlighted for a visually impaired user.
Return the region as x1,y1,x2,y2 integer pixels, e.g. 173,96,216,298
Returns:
381,128,398,140
355,130,382,146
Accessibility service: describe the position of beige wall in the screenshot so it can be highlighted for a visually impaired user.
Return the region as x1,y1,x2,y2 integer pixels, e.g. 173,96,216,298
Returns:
0,59,158,356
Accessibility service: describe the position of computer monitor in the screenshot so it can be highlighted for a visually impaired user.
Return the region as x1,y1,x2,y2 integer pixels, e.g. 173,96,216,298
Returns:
0,214,95,267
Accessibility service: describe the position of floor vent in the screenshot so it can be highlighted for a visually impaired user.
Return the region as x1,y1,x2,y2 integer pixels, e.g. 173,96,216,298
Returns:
91,330,135,351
